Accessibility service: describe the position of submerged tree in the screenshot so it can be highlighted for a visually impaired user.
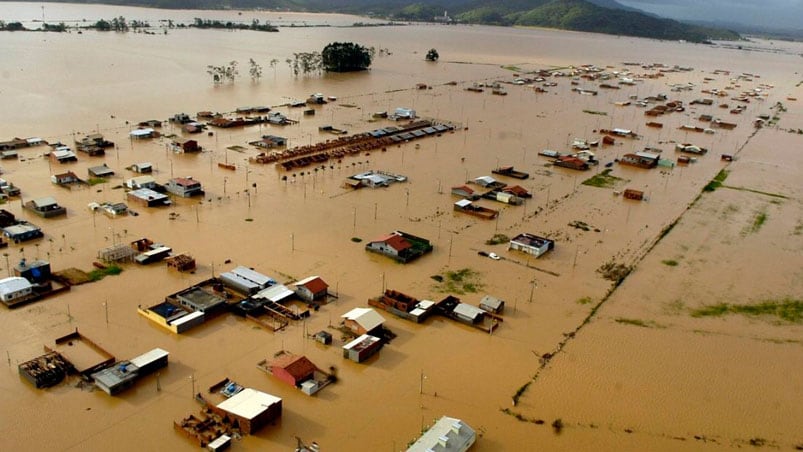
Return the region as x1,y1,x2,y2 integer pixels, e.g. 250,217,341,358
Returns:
321,42,372,72
206,60,239,84
425,48,439,61
249,58,262,81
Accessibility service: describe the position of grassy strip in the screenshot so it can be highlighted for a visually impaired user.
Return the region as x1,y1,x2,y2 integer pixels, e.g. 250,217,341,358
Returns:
661,259,679,266
691,298,803,323
582,169,624,189
615,318,663,328
750,212,767,233
721,185,788,199
88,264,123,282
703,169,729,192
582,109,607,116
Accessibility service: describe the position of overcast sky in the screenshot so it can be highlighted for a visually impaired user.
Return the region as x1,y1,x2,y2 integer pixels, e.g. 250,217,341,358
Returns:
616,0,803,29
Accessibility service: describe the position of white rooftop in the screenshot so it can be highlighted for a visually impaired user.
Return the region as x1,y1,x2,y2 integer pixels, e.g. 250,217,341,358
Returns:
230,266,273,287
342,307,385,332
453,303,485,320
0,277,32,296
254,284,294,302
216,388,281,420
129,348,169,368
407,416,476,452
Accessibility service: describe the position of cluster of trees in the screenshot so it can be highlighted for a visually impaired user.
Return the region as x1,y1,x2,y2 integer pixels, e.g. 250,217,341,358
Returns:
191,18,278,32
93,17,149,32
0,21,27,31
425,48,439,61
207,61,239,84
321,42,373,72
206,41,375,85
0,20,67,32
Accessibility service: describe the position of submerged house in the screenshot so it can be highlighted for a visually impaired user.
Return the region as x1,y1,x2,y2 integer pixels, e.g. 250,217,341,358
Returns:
127,188,170,207
212,388,282,435
25,197,67,218
88,164,115,178
165,177,203,198
341,307,385,335
508,233,555,258
292,276,329,302
342,334,383,363
407,416,476,452
3,222,44,243
365,231,433,263
619,152,659,169
267,354,317,389
219,266,274,296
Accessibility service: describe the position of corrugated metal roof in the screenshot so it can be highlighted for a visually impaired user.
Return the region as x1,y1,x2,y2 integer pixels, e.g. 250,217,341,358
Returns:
216,388,281,420
341,308,385,331
129,348,168,368
254,284,294,302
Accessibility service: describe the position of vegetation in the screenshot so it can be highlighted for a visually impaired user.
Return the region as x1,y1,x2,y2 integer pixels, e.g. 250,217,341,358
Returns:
597,260,632,283
321,42,372,72
691,298,803,323
433,268,484,294
485,233,510,245
88,264,123,282
425,48,439,62
287,51,324,77
703,169,729,192
750,211,767,234
661,259,679,267
582,109,607,115
350,237,362,243
582,169,624,189
576,296,593,305
207,61,238,84
512,381,531,405
551,418,564,434
615,317,663,328
248,58,262,81
87,177,107,186
190,18,277,32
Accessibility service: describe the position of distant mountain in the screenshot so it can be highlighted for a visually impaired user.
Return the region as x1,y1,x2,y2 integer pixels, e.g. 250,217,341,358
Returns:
4,0,740,42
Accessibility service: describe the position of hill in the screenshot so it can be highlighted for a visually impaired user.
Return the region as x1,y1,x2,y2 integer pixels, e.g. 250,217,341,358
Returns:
3,0,740,42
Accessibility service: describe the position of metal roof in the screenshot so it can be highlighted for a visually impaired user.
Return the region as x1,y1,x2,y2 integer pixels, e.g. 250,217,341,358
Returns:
254,284,294,302
341,308,385,331
129,348,168,369
0,277,32,296
216,388,281,420
230,266,273,287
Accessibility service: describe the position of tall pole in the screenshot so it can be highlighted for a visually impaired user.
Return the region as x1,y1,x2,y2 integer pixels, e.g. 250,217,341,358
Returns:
104,301,109,324
419,369,424,395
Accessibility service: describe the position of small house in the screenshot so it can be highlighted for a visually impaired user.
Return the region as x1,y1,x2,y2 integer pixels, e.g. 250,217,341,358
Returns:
125,175,157,190
51,171,80,186
177,140,201,153
127,188,171,207
25,197,67,218
341,307,385,335
365,231,433,263
0,276,33,305
220,266,274,295
509,233,555,258
268,354,317,388
394,107,416,120
619,152,659,169
213,388,282,435
313,330,332,345
292,276,328,302
479,295,505,314
342,334,382,363
88,164,115,178
407,416,476,452
451,185,476,199
129,128,157,139
165,177,203,198
166,254,196,272
3,222,43,243
130,162,152,173
623,189,644,201
50,148,78,164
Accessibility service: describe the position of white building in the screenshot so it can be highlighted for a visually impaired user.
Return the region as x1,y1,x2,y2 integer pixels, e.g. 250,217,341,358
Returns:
407,416,476,452
0,276,33,304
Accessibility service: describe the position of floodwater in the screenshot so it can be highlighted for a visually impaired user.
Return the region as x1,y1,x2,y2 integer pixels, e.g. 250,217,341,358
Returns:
0,3,801,451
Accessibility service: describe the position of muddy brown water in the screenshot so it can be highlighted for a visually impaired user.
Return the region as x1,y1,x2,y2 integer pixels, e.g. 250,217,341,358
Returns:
1,4,802,451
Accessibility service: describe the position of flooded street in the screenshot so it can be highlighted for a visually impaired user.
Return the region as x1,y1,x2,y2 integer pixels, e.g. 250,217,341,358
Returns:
0,3,801,450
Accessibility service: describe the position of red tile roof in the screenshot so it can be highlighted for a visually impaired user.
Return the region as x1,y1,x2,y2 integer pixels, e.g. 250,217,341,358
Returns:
271,354,317,380
301,277,328,294
384,234,412,252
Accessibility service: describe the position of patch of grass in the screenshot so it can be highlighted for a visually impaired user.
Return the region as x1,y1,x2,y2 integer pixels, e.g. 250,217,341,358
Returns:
502,65,521,72
350,237,363,243
512,381,531,405
661,259,679,266
485,233,510,245
597,261,632,283
691,298,803,323
794,220,803,236
663,299,686,315
703,169,729,192
582,169,625,189
583,109,607,116
721,185,788,199
87,177,107,186
615,317,661,328
244,218,253,222
434,268,484,294
87,264,123,282
551,418,564,434
750,212,767,233
576,296,593,305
